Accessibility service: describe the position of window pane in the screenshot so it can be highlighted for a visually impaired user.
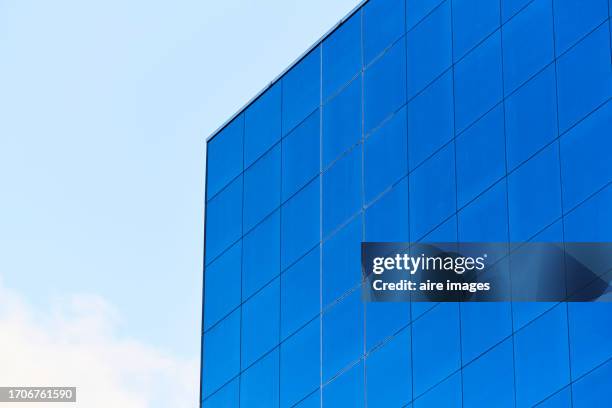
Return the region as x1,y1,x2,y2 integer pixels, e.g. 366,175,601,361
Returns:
323,11,362,99
455,105,506,207
463,339,515,408
514,305,570,407
406,0,452,98
282,110,320,201
454,30,503,133
452,0,500,60
505,65,558,170
364,107,407,203
323,145,362,237
207,115,243,199
202,310,240,398
205,175,242,263
281,246,320,340
409,144,456,240
322,361,364,407
458,180,508,242
461,302,512,363
240,349,280,408
323,77,362,169
202,378,239,408
244,144,281,232
281,177,320,270
502,0,554,94
322,290,364,381
414,372,461,408
282,48,321,135
556,24,612,132
365,178,409,242
280,319,321,408
365,302,410,351
412,303,461,395
204,241,241,330
241,278,280,369
366,329,411,407
568,303,612,378
322,215,362,307
407,71,454,171
364,39,407,133
553,0,608,54
507,143,562,242
244,83,281,167
560,101,612,210
363,0,405,64
242,210,280,300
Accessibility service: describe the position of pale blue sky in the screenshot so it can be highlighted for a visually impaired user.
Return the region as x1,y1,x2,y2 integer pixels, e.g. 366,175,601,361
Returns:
0,0,360,379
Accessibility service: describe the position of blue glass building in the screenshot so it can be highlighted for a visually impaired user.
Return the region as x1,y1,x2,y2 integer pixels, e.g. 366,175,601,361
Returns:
201,0,612,406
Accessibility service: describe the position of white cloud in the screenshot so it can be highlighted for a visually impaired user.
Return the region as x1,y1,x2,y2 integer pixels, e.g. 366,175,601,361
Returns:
0,278,199,408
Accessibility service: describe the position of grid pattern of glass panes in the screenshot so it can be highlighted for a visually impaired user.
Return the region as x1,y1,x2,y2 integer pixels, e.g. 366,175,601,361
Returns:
202,0,612,406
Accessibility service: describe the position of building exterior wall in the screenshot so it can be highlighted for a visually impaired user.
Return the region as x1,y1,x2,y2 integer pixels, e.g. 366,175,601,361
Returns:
202,0,612,406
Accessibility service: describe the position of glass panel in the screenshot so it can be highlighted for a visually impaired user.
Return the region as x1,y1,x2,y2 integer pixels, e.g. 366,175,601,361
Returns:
553,0,609,54
407,71,454,171
242,210,280,300
241,278,280,369
280,319,321,408
244,82,281,167
202,378,239,408
240,349,280,408
454,30,503,133
463,339,515,407
363,0,406,64
365,302,410,351
412,303,461,395
568,303,612,378
364,39,407,133
204,241,241,330
281,177,320,270
505,65,558,170
556,24,612,132
458,180,508,242
322,290,364,382
571,359,612,407
323,77,362,169
564,184,612,242
461,302,512,363
282,48,321,135
322,361,364,407
322,145,362,237
560,101,612,210
366,329,411,407
323,11,362,100
502,0,554,94
281,246,320,340
322,215,362,307
406,0,452,98
364,107,407,204
413,372,461,408
205,175,242,263
452,0,500,60
207,115,243,199
202,310,241,398
243,144,281,232
282,110,320,201
455,105,506,207
507,143,562,242
409,144,456,240
365,178,409,242
514,305,571,407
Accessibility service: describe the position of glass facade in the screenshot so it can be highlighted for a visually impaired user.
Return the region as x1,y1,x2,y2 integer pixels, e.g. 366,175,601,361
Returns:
202,0,612,406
